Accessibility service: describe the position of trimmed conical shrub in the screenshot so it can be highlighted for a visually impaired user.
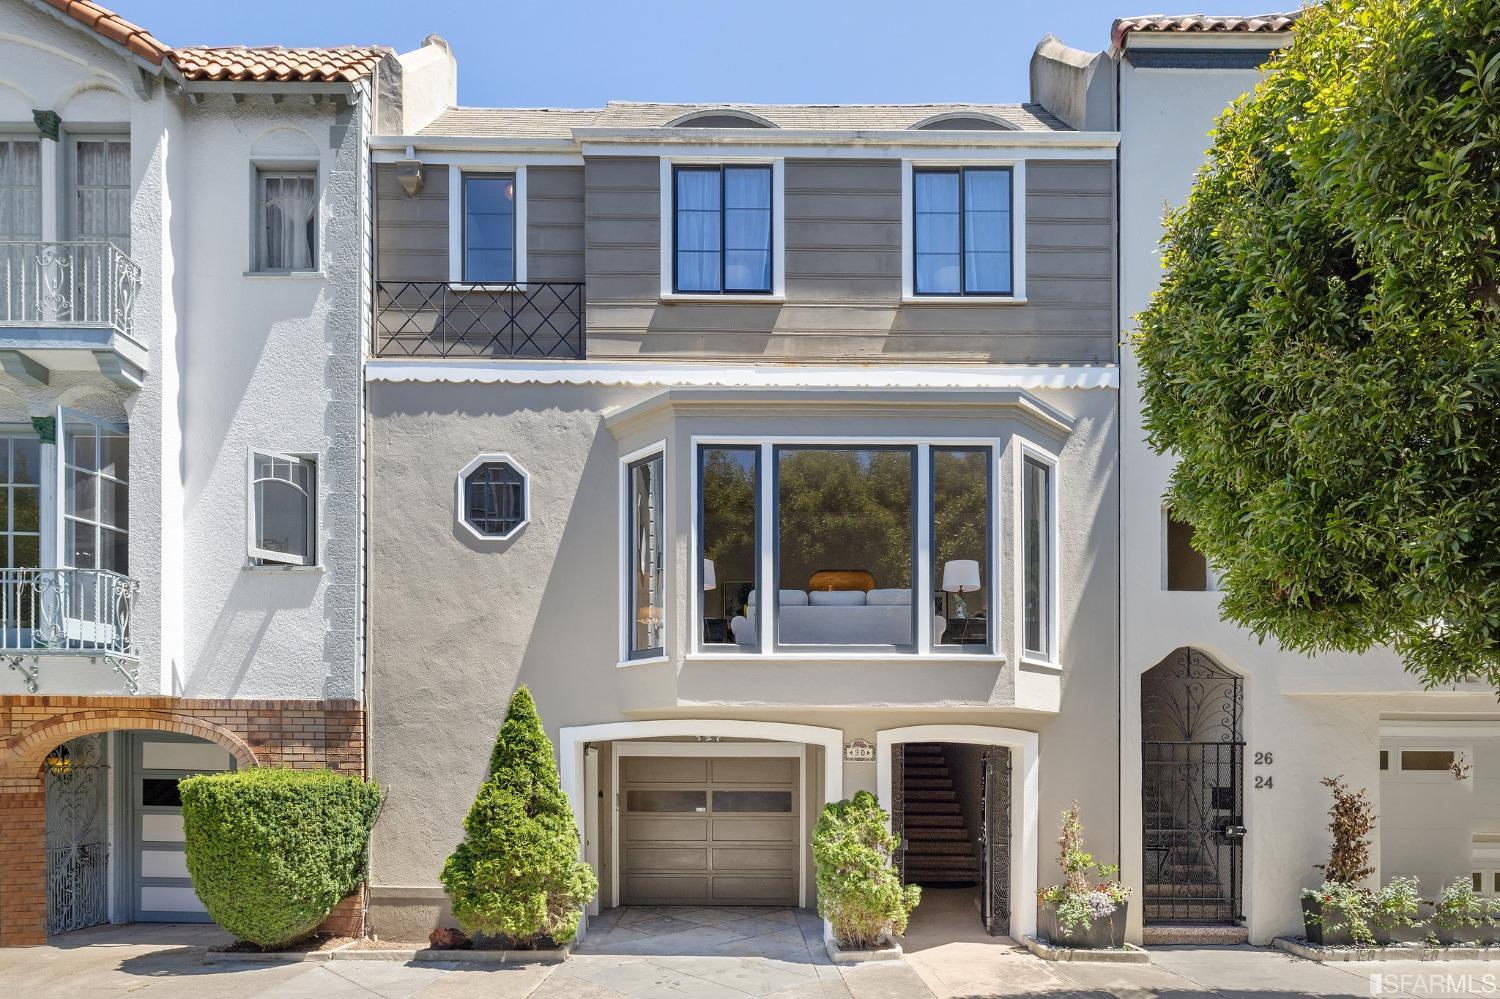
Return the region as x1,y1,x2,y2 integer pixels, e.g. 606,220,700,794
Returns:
439,685,597,945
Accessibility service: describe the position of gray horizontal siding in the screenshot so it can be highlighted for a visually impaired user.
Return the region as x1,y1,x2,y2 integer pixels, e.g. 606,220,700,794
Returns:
525,166,585,283
584,156,1116,364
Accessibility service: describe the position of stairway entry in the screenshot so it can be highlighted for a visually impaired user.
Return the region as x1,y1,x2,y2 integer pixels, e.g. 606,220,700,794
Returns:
892,742,1011,936
1141,648,1245,927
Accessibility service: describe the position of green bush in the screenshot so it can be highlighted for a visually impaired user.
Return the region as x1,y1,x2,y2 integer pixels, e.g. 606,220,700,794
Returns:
180,768,383,947
813,791,920,949
439,686,597,945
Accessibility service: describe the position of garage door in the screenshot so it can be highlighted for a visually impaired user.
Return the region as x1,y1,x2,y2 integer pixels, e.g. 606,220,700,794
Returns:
620,754,799,906
127,734,235,922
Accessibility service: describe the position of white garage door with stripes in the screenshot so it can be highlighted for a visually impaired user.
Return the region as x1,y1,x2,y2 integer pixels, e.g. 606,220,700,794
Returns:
619,750,800,906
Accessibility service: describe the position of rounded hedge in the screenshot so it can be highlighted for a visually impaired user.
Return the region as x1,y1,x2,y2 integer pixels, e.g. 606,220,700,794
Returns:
180,767,384,947
813,791,920,949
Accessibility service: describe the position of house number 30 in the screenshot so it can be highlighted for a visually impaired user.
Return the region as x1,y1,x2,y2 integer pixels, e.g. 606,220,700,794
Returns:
1253,750,1273,789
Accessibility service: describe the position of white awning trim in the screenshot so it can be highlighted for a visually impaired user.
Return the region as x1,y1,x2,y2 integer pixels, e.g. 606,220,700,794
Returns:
365,360,1119,390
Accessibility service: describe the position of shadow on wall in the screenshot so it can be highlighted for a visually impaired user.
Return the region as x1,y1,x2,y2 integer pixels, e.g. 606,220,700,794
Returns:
180,570,324,697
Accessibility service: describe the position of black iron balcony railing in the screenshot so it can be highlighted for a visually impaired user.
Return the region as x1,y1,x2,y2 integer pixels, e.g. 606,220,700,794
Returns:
375,281,585,359
1,568,140,693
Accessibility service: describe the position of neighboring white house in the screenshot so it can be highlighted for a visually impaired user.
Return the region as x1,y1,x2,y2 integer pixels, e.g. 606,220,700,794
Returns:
0,0,448,946
1111,12,1500,946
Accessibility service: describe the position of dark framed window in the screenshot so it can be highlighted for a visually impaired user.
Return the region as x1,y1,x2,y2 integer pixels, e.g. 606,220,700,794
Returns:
913,166,1013,296
1022,453,1052,659
627,451,665,659
674,164,772,294
464,460,527,538
932,447,992,652
698,445,760,649
463,173,516,283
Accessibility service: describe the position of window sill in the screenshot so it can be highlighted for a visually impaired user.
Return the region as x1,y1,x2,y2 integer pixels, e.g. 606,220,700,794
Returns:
661,293,785,305
244,270,326,280
901,295,1027,306
1019,655,1061,672
617,654,670,669
243,563,325,573
685,652,1005,665
448,281,526,293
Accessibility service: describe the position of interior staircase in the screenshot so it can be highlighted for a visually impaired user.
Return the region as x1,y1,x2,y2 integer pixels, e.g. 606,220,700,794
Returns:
1142,780,1248,944
900,743,980,888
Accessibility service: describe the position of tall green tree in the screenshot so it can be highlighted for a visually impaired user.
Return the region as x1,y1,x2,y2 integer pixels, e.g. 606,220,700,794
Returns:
1136,0,1500,685
440,686,597,944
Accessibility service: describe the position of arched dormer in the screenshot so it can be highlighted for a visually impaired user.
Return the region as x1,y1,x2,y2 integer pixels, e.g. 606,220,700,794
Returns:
667,108,777,129
910,111,1017,131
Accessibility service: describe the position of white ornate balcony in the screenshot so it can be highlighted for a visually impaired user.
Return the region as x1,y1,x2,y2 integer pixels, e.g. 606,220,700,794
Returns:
0,240,146,388
1,568,140,694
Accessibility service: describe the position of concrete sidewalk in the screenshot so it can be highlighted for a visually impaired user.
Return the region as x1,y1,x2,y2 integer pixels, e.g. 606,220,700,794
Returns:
7,923,1500,998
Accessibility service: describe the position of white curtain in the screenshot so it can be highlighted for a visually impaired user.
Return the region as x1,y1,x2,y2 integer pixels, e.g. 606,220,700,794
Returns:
0,139,42,239
263,175,316,270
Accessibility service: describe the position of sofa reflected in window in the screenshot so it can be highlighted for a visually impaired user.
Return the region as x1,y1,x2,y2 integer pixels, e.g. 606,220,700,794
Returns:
731,585,942,647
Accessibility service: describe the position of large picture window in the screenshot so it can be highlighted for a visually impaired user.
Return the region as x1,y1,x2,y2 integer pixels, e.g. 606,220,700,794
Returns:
913,166,1013,296
699,440,995,655
674,165,772,294
627,450,665,659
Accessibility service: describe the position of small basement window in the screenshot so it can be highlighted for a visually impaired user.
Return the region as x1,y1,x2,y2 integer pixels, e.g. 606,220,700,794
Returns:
458,455,529,540
1402,749,1457,772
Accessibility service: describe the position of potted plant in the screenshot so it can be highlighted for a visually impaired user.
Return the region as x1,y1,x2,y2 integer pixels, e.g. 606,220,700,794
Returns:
1301,776,1375,944
1433,877,1486,946
1036,802,1131,948
813,791,921,959
1371,877,1426,945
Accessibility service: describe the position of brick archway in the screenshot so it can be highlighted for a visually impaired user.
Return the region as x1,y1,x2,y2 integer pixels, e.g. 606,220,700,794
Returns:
0,695,364,946
3,711,259,783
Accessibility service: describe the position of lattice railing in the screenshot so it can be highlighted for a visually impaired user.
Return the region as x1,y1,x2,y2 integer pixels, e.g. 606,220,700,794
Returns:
374,281,585,358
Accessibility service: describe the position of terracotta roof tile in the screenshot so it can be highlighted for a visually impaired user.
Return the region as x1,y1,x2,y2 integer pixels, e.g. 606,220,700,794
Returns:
1111,11,1300,49
169,45,392,83
43,0,170,64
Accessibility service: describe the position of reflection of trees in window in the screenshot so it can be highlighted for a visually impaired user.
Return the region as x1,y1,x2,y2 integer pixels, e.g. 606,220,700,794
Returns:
777,448,913,590
932,448,988,579
701,448,757,608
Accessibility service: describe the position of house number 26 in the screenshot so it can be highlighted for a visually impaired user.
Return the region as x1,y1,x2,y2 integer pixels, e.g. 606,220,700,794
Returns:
1253,751,1273,789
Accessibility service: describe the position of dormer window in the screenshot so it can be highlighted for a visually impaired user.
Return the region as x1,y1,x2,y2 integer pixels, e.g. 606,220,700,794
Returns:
667,109,776,128
911,113,1014,131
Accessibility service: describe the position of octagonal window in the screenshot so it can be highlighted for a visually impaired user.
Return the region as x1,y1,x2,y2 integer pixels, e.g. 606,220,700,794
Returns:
460,456,528,539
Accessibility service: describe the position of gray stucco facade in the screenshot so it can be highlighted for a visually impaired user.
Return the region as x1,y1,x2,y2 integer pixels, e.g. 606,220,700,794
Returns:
365,88,1121,940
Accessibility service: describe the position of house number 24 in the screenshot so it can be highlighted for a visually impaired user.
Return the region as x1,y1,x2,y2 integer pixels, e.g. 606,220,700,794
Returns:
1253,751,1273,789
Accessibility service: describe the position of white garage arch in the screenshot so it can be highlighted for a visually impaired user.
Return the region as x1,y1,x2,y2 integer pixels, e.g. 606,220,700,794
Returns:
876,724,1040,940
557,719,845,921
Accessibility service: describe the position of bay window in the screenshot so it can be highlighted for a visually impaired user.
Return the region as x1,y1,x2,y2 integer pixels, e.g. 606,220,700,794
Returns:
1021,450,1054,661
627,449,665,659
698,440,995,655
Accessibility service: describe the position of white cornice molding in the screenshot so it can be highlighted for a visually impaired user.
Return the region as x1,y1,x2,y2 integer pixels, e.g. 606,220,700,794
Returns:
365,359,1119,391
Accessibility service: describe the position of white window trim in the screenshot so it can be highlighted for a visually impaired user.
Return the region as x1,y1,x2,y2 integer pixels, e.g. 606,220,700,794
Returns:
619,440,669,667
900,158,1026,303
1014,437,1059,669
245,448,318,567
455,452,530,542
610,741,807,909
659,157,786,301
250,159,321,275
449,164,528,286
1383,744,1473,785
689,433,1002,659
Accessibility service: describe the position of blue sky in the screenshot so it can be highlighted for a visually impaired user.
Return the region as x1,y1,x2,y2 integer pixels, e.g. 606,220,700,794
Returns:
123,0,1268,107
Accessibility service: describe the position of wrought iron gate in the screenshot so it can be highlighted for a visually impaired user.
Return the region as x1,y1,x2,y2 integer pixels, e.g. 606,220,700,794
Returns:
979,746,1012,936
44,735,110,935
1142,649,1244,925
891,744,906,883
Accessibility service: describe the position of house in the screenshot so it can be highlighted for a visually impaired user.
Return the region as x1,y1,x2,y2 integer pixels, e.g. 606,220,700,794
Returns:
1112,11,1500,946
362,52,1123,942
0,0,441,946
